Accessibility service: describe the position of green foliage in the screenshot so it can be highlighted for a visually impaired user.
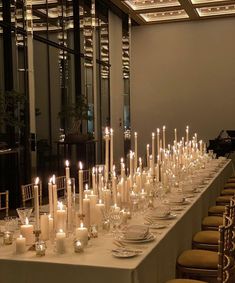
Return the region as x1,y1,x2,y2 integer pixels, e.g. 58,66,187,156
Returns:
58,95,92,122
0,90,26,129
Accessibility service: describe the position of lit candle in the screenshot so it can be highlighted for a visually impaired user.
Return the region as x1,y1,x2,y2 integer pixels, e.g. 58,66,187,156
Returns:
20,217,34,246
78,162,83,215
15,235,26,254
134,132,138,171
95,199,105,226
75,222,88,246
146,144,150,168
157,128,160,157
88,191,98,225
83,194,90,228
56,201,67,232
186,125,189,145
65,160,70,180
52,175,58,228
163,126,166,150
174,128,177,143
48,215,54,240
92,167,96,193
67,179,72,231
152,132,155,165
112,171,117,204
34,177,40,231
110,128,114,174
48,177,53,218
104,127,110,182
40,213,49,241
56,229,66,254
129,151,134,188
120,158,125,179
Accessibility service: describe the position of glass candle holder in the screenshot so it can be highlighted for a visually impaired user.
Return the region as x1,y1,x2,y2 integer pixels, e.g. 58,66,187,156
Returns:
3,231,13,245
74,240,84,253
35,241,46,256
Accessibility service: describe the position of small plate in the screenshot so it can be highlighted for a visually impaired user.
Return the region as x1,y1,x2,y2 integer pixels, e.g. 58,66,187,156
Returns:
112,249,138,258
149,223,167,229
119,233,155,244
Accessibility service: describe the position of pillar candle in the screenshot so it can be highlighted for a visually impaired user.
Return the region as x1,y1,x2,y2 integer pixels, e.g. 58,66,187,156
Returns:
20,218,34,246
84,184,92,196
116,192,121,208
34,177,40,231
65,160,70,180
103,189,112,211
40,214,49,241
75,222,88,246
95,199,105,226
134,132,138,171
78,162,83,215
56,229,66,254
83,194,90,228
56,201,67,232
89,192,98,225
15,235,26,254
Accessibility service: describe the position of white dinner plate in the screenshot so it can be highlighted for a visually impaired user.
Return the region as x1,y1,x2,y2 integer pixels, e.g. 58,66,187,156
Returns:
112,249,138,258
146,213,177,220
119,233,155,244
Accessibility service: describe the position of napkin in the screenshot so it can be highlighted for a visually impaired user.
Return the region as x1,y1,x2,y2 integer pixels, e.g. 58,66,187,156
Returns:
124,225,149,240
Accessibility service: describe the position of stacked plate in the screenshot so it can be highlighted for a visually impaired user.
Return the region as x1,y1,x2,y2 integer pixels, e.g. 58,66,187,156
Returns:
119,225,155,244
145,207,176,221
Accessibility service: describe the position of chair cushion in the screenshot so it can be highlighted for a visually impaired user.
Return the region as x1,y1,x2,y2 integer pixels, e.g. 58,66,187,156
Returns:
166,280,207,283
177,249,218,269
193,231,219,244
216,195,232,204
228,178,235,183
224,183,235,188
208,205,225,215
202,216,223,227
220,189,235,195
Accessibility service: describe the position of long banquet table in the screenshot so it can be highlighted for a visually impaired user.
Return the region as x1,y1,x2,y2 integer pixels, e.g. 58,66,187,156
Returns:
0,160,233,283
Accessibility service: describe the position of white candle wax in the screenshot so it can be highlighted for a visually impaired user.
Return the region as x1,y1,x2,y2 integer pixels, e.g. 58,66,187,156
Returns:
110,128,114,174
78,162,83,215
105,128,109,182
34,178,40,231
65,160,70,179
56,202,67,232
48,180,53,217
152,132,155,165
134,132,138,171
88,192,98,225
83,195,90,228
112,175,117,204
174,128,177,143
67,180,72,231
15,235,26,254
75,223,88,246
20,218,34,246
92,168,96,193
95,200,105,226
56,229,66,254
40,214,49,241
52,176,58,228
163,126,166,150
146,144,150,168
49,216,54,240
103,189,112,211
129,151,133,188
157,128,160,157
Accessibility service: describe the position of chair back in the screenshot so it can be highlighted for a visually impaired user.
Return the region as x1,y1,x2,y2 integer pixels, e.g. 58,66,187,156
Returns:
83,169,91,186
21,182,42,207
217,214,233,283
56,176,75,198
0,190,9,217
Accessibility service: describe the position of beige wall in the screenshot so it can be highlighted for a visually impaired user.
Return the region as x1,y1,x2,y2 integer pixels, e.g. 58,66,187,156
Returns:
131,18,235,157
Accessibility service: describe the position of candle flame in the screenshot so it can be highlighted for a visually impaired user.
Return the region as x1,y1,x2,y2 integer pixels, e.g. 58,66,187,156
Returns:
163,125,166,130
58,201,63,210
157,128,160,134
68,179,71,186
19,235,23,239
85,184,88,190
147,144,150,149
120,157,124,163
92,167,95,174
49,177,53,183
98,166,103,173
114,203,117,208
59,229,63,233
139,157,142,163
99,199,102,204
152,132,155,137
110,128,113,134
134,132,137,137
80,222,84,228
65,160,69,167
25,217,29,225
79,161,83,170
35,177,39,185
105,127,109,135
52,174,56,185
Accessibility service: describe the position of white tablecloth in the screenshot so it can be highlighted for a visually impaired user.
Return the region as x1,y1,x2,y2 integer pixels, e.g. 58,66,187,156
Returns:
0,160,233,283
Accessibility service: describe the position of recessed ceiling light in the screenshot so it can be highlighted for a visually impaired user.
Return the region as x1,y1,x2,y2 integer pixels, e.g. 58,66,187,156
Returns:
123,0,180,10
196,4,235,16
140,9,189,21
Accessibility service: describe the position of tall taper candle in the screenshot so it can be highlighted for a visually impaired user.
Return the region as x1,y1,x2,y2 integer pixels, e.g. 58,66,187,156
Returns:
48,178,53,217
34,177,40,231
134,132,138,172
152,132,155,165
157,128,160,157
174,128,177,144
52,175,58,228
163,126,166,151
104,127,109,182
65,160,70,180
186,125,189,145
78,162,83,215
110,128,114,174
146,144,150,168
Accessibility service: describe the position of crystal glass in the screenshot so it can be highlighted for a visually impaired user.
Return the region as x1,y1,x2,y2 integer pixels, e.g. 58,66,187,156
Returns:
16,207,33,225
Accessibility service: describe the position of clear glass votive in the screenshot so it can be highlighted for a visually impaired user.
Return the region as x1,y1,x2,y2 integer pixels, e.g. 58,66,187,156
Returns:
3,231,13,245
74,240,84,253
35,241,46,256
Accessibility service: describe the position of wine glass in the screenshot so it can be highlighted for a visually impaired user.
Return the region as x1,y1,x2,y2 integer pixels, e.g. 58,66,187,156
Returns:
16,207,33,225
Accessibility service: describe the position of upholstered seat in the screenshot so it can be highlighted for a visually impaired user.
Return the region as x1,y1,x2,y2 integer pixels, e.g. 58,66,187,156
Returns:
166,279,206,283
193,231,219,245
220,189,235,195
177,249,218,269
216,195,232,205
202,216,223,230
227,177,235,183
208,205,225,216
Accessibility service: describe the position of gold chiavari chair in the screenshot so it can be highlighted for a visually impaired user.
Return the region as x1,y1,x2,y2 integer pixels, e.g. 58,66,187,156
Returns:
21,182,42,207
56,176,66,197
176,213,234,283
0,190,9,217
83,169,91,186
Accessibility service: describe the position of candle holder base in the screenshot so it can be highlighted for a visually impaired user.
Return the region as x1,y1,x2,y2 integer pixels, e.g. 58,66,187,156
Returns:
33,229,41,244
